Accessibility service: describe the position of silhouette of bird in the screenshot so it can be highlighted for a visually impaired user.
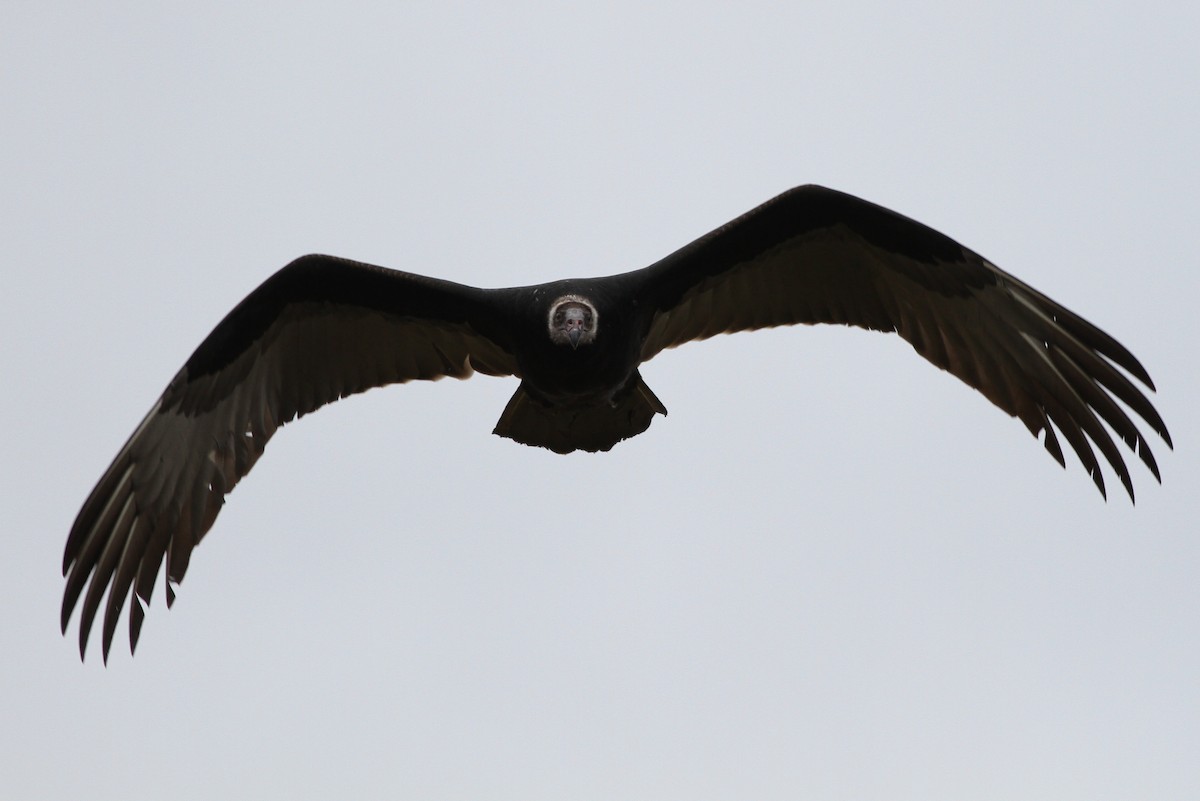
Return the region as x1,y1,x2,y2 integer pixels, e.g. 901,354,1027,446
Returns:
62,185,1171,661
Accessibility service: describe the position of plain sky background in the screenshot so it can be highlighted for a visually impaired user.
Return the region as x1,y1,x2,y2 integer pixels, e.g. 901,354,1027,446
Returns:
2,3,1197,799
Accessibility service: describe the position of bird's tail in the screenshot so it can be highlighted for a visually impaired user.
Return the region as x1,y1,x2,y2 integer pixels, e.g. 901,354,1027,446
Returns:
493,374,667,454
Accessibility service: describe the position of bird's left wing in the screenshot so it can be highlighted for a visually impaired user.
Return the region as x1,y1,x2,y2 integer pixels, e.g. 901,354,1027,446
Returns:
63,255,517,661
632,185,1170,500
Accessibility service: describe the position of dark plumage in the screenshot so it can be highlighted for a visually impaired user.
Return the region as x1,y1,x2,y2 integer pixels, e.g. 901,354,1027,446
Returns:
62,185,1171,661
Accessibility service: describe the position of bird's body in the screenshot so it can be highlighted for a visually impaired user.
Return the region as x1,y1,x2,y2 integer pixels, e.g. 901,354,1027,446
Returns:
62,185,1172,661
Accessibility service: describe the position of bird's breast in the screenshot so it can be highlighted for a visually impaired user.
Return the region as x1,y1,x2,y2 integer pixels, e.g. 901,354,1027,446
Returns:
516,332,643,408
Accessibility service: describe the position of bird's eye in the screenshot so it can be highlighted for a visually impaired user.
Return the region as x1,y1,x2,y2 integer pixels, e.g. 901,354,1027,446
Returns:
584,313,593,324
554,312,564,322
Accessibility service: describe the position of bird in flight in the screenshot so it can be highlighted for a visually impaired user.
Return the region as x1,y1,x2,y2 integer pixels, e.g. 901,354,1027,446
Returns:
61,185,1172,662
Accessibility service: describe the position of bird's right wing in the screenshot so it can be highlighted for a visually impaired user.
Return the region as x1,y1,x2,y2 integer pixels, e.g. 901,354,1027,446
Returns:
632,185,1170,502
62,255,517,661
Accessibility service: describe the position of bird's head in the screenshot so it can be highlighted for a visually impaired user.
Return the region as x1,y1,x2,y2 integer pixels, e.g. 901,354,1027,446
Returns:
547,295,598,350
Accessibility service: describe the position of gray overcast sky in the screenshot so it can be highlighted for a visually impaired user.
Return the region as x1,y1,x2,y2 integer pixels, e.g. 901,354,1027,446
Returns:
3,2,1197,799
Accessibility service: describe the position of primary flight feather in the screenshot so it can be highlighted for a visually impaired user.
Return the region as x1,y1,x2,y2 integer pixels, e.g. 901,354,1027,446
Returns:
62,185,1172,661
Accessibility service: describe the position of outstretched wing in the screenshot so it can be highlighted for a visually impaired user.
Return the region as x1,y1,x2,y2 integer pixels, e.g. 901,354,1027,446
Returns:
634,185,1171,499
63,255,517,661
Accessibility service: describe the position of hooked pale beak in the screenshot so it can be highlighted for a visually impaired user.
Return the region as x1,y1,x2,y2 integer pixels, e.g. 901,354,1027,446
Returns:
567,328,582,349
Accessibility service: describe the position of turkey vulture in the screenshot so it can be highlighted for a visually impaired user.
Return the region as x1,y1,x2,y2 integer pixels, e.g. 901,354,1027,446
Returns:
61,185,1172,661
